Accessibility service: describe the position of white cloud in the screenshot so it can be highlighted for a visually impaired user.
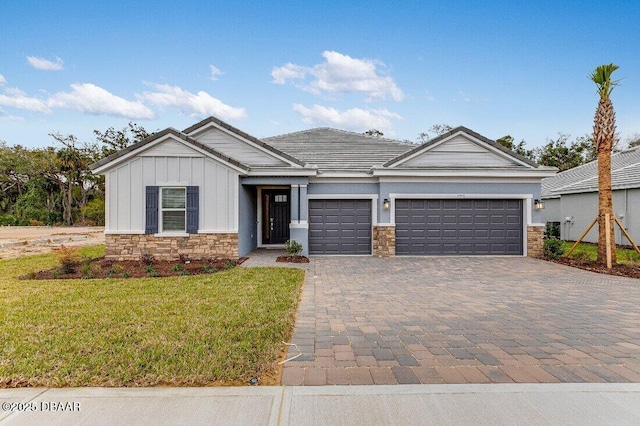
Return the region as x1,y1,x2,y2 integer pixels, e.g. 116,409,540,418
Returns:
272,51,404,101
0,107,25,122
0,74,6,85
27,56,64,71
453,90,471,103
209,65,224,81
140,83,246,120
0,87,50,113
48,83,155,119
292,104,402,134
271,63,307,84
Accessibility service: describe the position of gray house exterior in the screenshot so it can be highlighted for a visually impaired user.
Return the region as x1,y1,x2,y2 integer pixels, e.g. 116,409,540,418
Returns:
90,116,556,260
541,146,640,245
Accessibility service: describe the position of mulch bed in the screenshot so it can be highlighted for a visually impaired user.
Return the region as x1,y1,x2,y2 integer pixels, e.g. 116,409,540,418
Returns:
23,257,246,280
276,255,310,263
548,257,640,279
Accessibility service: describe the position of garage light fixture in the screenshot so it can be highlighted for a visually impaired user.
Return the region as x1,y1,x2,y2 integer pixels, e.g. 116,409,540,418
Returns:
383,198,390,210
534,199,544,210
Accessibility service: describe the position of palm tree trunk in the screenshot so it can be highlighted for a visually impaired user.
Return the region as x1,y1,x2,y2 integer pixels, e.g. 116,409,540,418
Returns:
597,150,616,264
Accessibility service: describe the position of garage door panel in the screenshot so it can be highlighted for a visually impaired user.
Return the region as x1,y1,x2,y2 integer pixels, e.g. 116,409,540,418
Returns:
396,199,522,255
309,199,372,255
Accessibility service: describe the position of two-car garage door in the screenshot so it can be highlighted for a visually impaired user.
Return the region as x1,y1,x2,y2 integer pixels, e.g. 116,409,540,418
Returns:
395,199,523,255
308,198,523,256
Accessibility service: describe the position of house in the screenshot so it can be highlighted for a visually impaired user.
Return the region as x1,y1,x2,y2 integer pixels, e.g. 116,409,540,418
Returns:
89,116,556,260
542,145,640,244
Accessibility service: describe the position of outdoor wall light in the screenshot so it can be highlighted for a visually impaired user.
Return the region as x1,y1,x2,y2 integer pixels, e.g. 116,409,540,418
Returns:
534,199,545,210
383,198,390,210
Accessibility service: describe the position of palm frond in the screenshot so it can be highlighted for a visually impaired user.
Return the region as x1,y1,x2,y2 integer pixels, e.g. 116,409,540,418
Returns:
589,64,620,98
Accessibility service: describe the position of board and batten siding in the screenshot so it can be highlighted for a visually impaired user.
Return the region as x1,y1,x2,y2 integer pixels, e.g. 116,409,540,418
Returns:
106,156,239,233
192,127,288,167
400,135,520,168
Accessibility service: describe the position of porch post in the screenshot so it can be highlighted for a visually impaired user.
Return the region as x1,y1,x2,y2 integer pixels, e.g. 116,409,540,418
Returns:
290,184,299,223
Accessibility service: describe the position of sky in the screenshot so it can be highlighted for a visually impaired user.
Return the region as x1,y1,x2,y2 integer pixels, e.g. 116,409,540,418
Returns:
1,1,639,149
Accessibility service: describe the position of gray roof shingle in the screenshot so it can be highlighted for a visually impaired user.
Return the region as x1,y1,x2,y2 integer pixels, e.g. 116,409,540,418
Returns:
542,146,640,197
263,128,415,170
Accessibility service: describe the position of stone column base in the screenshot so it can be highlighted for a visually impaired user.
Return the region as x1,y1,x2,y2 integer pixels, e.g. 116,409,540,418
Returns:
105,233,239,261
527,225,544,257
373,225,396,257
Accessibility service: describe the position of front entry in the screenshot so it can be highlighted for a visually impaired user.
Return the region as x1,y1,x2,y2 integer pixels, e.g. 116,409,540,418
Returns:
262,189,290,244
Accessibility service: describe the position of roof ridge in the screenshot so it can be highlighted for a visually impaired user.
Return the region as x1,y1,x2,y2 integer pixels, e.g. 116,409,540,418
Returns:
264,127,414,146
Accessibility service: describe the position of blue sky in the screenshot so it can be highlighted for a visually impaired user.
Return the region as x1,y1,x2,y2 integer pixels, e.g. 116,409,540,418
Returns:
1,1,639,149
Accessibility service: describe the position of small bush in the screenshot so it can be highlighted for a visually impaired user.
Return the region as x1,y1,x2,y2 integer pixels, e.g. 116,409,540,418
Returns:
543,238,565,259
81,198,105,226
285,240,303,256
171,263,184,272
56,246,81,274
140,252,156,265
145,264,156,274
223,261,236,270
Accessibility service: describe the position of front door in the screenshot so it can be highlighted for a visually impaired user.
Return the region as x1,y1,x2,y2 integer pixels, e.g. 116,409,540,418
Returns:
262,189,290,244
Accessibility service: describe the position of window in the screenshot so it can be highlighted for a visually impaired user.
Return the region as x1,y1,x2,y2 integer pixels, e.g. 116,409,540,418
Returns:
161,187,186,232
145,186,198,235
274,194,287,203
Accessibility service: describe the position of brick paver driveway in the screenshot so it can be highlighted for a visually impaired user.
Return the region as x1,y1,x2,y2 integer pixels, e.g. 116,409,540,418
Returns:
281,257,640,385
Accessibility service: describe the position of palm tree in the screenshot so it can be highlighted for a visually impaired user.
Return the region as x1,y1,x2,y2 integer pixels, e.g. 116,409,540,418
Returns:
590,64,619,266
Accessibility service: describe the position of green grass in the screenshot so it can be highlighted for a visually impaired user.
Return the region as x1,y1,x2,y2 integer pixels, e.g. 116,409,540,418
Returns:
0,246,305,387
562,241,640,266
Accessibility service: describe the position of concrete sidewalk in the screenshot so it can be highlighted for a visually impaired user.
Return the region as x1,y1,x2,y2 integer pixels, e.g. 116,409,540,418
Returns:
1,384,639,425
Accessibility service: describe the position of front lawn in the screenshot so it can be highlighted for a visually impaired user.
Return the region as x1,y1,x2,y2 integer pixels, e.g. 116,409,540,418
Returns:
562,241,640,266
0,246,305,387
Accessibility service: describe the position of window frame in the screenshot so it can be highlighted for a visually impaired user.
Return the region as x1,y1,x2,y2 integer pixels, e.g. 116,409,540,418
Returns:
159,186,187,234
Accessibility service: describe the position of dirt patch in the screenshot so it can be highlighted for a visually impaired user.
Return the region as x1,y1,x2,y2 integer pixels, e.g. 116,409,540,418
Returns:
276,255,310,263
548,257,640,279
0,226,105,259
24,256,246,280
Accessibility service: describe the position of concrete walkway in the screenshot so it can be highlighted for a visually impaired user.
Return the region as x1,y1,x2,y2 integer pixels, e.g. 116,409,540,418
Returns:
1,384,639,425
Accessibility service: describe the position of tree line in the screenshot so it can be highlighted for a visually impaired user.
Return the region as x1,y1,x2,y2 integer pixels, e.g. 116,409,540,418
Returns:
0,123,149,226
1,122,637,227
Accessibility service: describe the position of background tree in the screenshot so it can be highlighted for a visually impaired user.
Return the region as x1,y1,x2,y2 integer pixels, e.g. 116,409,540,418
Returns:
418,124,453,143
590,63,620,266
534,133,597,171
495,135,535,160
364,129,384,138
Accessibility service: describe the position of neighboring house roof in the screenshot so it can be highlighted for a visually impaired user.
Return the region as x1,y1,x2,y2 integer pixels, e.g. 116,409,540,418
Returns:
263,128,414,171
183,116,306,167
383,126,540,168
89,128,250,173
541,146,640,198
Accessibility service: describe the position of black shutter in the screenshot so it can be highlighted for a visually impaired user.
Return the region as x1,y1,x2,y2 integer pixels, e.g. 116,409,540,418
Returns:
186,186,199,234
145,186,159,234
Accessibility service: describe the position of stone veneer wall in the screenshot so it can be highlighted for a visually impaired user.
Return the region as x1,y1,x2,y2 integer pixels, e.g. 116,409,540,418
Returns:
105,233,239,261
527,225,544,257
373,225,396,257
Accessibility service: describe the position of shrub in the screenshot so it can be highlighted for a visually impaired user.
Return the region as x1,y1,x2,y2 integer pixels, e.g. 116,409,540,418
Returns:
171,263,184,272
81,199,105,226
285,240,303,256
56,246,81,274
543,238,565,259
140,252,156,265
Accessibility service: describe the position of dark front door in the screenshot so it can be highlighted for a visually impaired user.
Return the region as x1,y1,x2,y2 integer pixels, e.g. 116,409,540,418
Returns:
262,189,290,244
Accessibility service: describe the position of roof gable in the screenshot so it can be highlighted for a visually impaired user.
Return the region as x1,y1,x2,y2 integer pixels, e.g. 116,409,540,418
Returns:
184,116,305,167
384,127,539,169
89,128,249,174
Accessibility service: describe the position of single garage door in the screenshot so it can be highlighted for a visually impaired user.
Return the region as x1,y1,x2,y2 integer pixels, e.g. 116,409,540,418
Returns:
395,199,523,255
309,199,372,254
